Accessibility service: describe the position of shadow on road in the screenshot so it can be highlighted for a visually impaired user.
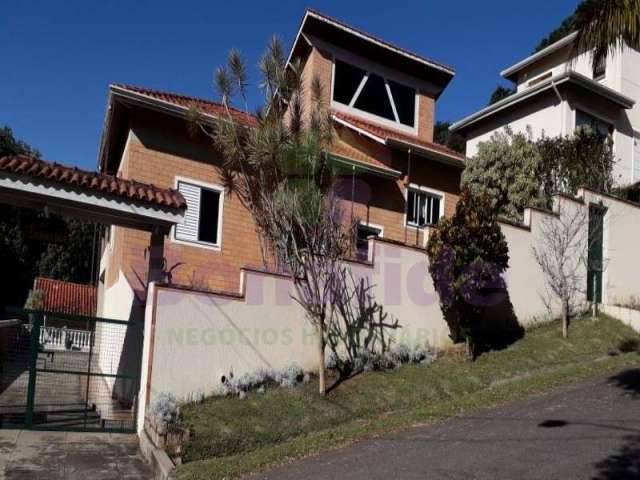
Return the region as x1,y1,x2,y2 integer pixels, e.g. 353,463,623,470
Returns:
592,369,640,479
594,368,640,480
592,435,640,480
608,368,640,397
533,369,640,479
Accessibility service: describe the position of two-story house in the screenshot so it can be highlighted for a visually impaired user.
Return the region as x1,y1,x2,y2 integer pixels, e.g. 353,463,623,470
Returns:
96,9,465,321
451,32,639,186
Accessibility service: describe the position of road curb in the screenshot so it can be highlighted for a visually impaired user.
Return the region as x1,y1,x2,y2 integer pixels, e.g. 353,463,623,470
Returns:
139,430,177,480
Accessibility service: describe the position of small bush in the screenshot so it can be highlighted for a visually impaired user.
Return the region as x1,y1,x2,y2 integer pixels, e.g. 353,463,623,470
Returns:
150,392,179,425
328,343,437,376
220,363,309,398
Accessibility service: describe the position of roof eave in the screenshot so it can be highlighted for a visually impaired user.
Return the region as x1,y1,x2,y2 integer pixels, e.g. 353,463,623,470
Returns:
500,32,578,81
385,138,466,168
329,153,403,179
332,114,465,167
286,9,455,83
450,71,634,133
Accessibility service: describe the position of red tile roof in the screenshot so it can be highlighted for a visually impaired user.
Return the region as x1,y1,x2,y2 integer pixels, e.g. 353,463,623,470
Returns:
34,277,97,317
0,154,186,210
332,111,466,162
111,84,258,127
110,85,464,167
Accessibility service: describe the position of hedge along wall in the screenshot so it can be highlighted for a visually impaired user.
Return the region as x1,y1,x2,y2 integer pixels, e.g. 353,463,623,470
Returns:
138,187,640,411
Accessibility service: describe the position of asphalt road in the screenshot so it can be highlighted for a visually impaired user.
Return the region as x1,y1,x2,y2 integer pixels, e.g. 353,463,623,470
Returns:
255,368,640,480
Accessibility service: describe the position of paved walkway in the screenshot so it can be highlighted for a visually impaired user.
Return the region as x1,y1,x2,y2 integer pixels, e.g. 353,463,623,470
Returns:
0,431,152,479
255,368,640,480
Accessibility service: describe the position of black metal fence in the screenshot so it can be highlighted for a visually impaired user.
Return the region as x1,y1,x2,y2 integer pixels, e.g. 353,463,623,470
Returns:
0,307,142,433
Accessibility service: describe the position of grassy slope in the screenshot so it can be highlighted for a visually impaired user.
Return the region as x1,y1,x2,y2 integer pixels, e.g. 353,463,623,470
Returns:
178,315,640,479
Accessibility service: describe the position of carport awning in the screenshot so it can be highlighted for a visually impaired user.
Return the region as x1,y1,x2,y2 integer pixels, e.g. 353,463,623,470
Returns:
0,155,186,231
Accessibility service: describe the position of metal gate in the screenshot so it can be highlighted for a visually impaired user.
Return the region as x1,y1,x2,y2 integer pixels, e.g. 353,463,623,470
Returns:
0,307,142,433
587,204,605,304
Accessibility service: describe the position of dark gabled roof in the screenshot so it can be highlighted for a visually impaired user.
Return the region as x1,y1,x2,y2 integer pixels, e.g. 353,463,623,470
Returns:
287,9,455,95
0,154,186,210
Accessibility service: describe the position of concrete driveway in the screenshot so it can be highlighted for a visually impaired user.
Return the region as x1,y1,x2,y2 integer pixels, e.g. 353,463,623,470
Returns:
0,431,152,479
255,368,640,480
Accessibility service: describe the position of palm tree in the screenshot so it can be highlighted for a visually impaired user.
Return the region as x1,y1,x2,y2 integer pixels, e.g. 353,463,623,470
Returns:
572,0,640,69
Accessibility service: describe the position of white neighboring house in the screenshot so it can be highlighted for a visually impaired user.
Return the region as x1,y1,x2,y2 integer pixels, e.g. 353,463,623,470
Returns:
451,32,640,186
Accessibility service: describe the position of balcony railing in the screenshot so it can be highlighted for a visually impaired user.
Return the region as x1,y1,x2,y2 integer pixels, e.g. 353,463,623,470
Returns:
23,324,93,352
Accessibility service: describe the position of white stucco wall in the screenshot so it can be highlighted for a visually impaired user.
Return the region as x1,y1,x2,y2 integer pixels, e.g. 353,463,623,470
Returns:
580,189,640,305
501,196,589,325
93,269,142,404
144,240,452,404
469,45,640,185
136,189,640,412
466,93,566,158
602,305,640,334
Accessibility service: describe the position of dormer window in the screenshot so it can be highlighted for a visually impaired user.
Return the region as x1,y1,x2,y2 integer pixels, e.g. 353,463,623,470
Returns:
332,59,416,128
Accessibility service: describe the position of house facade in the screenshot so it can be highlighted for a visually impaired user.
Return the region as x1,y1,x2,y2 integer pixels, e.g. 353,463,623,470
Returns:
451,32,640,186
96,9,464,319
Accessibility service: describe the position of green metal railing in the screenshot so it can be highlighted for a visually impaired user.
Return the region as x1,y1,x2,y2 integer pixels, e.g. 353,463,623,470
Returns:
0,306,142,433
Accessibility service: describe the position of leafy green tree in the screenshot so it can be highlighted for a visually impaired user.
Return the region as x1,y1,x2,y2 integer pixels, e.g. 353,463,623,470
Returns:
536,127,615,202
573,0,640,69
37,218,97,283
0,126,40,158
488,85,516,105
434,121,466,154
463,127,615,221
426,190,510,359
462,128,543,221
0,126,98,306
534,15,577,52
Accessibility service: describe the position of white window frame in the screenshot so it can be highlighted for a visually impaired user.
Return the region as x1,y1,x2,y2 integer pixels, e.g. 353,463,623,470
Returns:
404,184,445,229
107,225,115,253
357,221,384,239
330,54,420,135
171,176,225,251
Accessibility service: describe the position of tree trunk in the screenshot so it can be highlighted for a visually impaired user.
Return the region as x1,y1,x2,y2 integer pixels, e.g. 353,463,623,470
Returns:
465,336,474,361
318,320,326,395
561,299,569,339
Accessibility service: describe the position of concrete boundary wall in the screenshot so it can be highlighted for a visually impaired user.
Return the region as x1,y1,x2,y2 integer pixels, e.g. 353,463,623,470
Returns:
601,305,640,333
138,187,640,413
141,239,450,408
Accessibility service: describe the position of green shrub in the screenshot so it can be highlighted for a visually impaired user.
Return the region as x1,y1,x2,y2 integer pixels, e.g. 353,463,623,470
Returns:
426,190,509,358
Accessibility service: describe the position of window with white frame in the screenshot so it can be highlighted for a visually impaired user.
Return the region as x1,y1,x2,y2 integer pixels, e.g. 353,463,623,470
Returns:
175,180,223,247
332,59,416,128
356,223,382,259
406,188,442,227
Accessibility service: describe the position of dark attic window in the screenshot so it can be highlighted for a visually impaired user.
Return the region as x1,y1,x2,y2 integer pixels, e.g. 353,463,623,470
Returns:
333,60,366,105
332,58,417,128
388,80,416,127
353,73,395,121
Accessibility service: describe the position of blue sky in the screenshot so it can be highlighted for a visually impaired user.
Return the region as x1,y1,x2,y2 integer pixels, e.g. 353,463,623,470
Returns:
0,0,578,170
